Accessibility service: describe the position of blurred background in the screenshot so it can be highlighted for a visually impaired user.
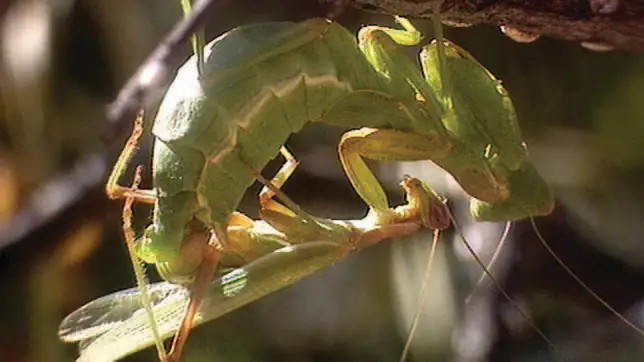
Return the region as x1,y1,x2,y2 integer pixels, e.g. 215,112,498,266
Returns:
1,0,644,361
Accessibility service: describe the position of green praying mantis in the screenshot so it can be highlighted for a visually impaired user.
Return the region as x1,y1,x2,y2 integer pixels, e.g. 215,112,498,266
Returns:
59,169,448,362
57,14,566,362
103,15,554,282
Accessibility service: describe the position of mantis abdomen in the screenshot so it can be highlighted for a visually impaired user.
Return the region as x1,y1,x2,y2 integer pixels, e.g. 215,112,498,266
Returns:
148,19,430,262
141,17,552,279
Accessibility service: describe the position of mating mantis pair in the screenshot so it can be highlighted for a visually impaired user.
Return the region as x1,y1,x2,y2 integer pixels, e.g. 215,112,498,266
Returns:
58,14,566,361
60,162,449,361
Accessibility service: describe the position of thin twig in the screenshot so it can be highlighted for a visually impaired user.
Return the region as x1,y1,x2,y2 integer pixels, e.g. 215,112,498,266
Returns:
0,153,107,249
0,0,228,250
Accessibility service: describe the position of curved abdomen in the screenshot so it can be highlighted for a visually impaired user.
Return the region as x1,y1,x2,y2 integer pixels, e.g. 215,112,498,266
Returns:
150,21,375,252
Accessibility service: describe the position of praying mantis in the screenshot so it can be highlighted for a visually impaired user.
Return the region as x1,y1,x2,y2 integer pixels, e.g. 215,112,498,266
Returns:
103,15,553,283
58,14,561,361
59,171,448,362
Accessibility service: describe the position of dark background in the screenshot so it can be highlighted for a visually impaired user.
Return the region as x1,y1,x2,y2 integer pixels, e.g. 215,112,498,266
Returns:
1,0,644,361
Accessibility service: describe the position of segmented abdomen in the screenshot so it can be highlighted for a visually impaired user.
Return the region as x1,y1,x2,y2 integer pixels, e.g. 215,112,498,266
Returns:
150,20,373,250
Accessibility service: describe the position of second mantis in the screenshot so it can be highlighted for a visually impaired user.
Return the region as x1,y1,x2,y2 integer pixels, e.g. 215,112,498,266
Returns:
61,13,559,362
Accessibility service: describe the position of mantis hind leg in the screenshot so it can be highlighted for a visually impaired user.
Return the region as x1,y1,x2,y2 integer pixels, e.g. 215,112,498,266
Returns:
121,166,168,360
106,110,156,204
258,146,299,216
166,228,222,362
164,147,309,358
255,147,340,241
255,146,322,227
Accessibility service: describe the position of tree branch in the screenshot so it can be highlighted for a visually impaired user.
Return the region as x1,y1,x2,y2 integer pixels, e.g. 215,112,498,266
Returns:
352,0,644,52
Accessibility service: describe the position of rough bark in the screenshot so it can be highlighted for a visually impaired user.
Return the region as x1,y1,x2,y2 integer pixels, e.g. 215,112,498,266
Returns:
351,0,644,52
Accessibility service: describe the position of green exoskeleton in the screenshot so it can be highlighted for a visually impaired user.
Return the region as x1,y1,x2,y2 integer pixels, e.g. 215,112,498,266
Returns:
106,14,552,295
93,15,553,361
60,174,450,362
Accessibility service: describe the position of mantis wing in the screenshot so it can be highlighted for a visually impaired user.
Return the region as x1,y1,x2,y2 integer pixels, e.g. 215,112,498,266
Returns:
58,241,348,362
58,282,187,343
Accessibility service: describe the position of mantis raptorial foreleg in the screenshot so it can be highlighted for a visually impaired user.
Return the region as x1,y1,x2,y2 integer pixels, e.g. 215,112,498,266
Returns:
166,235,220,362
360,16,422,51
338,128,449,212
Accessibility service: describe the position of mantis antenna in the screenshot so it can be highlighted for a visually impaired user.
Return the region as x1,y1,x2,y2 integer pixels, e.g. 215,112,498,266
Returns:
464,221,512,305
399,229,441,362
530,218,644,339
449,212,563,358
